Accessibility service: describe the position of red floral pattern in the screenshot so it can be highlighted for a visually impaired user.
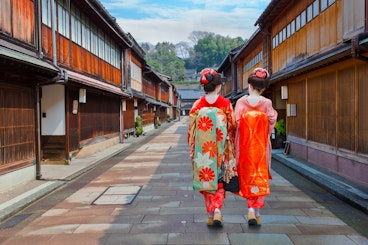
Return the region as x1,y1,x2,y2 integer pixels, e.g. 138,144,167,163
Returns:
202,141,217,158
199,167,215,182
216,128,223,142
198,116,213,131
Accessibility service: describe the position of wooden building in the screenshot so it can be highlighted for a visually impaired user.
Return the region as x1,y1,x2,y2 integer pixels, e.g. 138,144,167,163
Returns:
0,0,178,191
218,0,368,188
123,35,176,136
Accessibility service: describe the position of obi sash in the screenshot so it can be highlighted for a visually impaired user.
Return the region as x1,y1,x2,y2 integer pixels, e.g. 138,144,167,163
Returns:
192,107,227,193
238,110,270,198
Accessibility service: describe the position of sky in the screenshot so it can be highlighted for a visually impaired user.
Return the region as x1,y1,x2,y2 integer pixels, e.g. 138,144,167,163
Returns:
100,0,271,45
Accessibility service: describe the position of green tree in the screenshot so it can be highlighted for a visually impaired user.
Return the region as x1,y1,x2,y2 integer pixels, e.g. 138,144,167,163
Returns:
145,42,186,81
194,33,244,71
141,32,245,82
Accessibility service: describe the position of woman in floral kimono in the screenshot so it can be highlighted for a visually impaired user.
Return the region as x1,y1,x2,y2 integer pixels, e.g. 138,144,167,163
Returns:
188,68,236,227
234,68,278,226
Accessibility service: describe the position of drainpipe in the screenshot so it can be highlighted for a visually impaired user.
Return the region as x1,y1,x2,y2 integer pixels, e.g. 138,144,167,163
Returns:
36,0,43,58
51,0,57,66
35,85,42,180
35,0,69,178
120,100,123,143
34,0,58,179
351,33,368,63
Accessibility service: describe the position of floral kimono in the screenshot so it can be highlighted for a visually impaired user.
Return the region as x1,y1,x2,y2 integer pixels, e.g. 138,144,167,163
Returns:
192,107,226,192
188,96,236,193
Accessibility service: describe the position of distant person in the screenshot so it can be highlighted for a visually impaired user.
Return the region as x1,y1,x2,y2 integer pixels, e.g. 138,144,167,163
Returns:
234,67,278,226
188,68,236,227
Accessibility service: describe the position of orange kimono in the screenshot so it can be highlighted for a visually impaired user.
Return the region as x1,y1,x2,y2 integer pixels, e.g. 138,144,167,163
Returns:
235,95,277,207
237,111,270,198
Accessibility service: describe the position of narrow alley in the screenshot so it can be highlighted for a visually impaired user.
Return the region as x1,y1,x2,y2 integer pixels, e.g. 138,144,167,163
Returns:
0,118,367,245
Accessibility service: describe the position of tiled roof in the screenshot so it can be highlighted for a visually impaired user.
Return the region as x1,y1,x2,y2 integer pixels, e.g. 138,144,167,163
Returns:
177,89,204,100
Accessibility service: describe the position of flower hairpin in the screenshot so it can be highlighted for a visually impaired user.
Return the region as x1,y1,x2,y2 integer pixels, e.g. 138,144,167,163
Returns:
254,69,267,79
200,69,214,85
200,73,209,84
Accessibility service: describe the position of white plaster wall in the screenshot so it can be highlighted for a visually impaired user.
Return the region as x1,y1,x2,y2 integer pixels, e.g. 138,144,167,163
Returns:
41,84,65,135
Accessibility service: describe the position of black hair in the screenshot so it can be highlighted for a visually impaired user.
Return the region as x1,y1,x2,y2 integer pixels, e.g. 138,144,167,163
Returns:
200,69,222,93
203,73,222,93
248,68,270,90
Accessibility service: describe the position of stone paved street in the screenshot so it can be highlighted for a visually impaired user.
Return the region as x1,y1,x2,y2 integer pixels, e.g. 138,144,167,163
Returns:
0,118,367,245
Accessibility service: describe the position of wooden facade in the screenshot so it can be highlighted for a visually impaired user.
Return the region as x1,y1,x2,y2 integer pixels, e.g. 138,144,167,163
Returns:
38,0,133,163
218,0,368,187
0,83,36,172
0,0,179,190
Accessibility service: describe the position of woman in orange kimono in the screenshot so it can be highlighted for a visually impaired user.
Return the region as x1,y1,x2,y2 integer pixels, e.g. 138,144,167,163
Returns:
234,68,278,226
188,68,236,227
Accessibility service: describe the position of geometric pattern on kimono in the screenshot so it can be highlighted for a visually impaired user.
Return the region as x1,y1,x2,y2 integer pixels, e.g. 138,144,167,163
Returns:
192,107,227,193
237,110,270,198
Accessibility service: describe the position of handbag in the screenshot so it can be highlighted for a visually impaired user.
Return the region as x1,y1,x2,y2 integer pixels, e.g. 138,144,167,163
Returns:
223,138,239,192
223,176,240,192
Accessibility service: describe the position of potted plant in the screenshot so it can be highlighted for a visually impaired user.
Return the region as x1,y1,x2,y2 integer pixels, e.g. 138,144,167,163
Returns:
274,119,286,148
135,115,143,136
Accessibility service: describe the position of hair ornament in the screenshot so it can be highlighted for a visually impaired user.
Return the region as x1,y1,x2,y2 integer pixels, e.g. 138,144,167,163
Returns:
254,68,268,79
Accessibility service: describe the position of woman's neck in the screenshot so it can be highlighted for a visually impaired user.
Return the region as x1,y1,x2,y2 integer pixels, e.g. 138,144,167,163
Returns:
249,89,261,96
205,92,219,104
247,90,262,106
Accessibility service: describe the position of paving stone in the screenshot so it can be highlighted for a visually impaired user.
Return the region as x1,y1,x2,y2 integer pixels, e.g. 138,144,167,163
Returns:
295,224,357,235
93,194,136,205
167,232,230,245
241,223,302,234
104,233,168,245
295,216,346,225
348,235,368,245
130,221,186,233
259,214,299,224
229,233,294,245
27,224,80,235
289,234,360,245
74,223,132,234
1,120,367,244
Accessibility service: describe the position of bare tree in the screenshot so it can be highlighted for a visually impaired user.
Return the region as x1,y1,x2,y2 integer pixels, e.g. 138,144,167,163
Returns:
188,31,213,45
175,41,191,59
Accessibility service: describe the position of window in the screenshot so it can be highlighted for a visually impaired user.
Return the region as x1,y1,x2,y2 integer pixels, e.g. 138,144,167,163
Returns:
321,0,328,12
131,61,142,82
81,15,91,51
296,14,301,31
244,51,262,69
307,4,313,22
290,20,295,35
313,0,319,18
98,29,105,60
42,0,52,27
279,30,282,43
105,38,111,63
328,0,335,6
57,0,70,38
287,23,291,38
111,42,120,68
71,6,81,45
90,24,98,56
301,10,306,27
